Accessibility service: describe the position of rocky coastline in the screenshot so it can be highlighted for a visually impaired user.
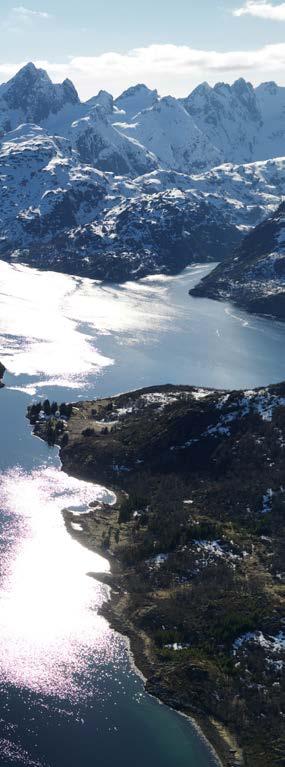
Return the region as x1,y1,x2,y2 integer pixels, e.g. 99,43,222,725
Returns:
190,202,285,321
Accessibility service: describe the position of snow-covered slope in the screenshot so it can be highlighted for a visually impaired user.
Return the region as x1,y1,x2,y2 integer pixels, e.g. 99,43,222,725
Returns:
182,77,285,165
13,189,242,281
1,63,285,286
85,90,114,113
255,82,285,160
182,79,261,164
0,63,80,134
114,84,158,121
0,124,113,250
191,202,285,319
0,122,242,280
1,119,285,283
70,105,158,176
115,96,222,174
134,156,285,229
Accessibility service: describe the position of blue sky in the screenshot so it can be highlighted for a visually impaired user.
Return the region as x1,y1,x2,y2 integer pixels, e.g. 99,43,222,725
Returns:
1,1,285,97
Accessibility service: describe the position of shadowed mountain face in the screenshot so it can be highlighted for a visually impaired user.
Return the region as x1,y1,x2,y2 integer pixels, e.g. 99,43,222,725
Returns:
190,202,285,320
0,63,79,129
0,63,284,293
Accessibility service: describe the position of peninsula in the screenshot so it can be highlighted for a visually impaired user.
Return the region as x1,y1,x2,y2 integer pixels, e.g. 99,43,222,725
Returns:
27,384,285,767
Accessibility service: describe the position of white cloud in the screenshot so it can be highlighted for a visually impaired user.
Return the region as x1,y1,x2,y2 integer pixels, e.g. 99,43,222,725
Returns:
233,2,285,20
2,42,285,98
0,6,52,34
52,42,285,77
2,6,52,28
13,6,51,19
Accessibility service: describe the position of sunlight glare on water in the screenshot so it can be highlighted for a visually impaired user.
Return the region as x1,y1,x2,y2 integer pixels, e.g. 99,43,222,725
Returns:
0,262,113,386
0,262,210,392
0,466,117,699
0,260,284,766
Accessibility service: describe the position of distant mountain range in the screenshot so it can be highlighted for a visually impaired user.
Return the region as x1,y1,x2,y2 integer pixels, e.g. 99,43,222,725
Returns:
0,62,285,313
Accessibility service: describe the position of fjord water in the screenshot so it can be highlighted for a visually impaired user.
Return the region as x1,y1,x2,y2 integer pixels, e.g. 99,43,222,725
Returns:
1,263,285,767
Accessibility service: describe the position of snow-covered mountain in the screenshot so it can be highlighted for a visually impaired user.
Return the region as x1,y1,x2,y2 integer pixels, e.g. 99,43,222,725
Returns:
114,84,158,121
0,63,285,285
182,79,261,164
135,157,285,229
1,117,285,282
115,96,222,174
182,77,285,165
2,65,285,172
190,201,285,319
0,63,79,134
70,105,158,176
0,124,112,248
12,188,242,282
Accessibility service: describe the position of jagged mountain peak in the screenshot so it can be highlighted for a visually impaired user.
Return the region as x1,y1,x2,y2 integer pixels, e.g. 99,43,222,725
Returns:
231,78,258,110
154,95,182,109
255,81,279,95
86,90,114,112
13,62,49,81
0,62,80,128
232,77,253,92
0,62,51,99
117,83,157,99
191,81,212,97
137,94,194,118
114,84,158,121
117,93,222,174
70,104,158,176
213,82,232,96
62,78,79,101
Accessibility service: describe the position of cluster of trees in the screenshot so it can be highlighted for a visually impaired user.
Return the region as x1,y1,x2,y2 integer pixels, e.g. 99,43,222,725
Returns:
82,427,95,438
119,492,148,524
46,419,67,447
29,400,73,419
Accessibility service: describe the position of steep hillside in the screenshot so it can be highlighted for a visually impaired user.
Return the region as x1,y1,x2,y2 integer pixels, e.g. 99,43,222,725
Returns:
70,105,158,176
190,202,285,319
115,96,222,174
16,189,241,281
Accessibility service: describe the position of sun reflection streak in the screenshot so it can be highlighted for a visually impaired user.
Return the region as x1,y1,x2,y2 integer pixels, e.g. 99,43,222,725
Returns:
0,467,117,699
0,261,181,390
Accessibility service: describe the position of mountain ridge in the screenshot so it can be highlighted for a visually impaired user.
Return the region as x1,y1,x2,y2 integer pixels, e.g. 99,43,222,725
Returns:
0,63,284,299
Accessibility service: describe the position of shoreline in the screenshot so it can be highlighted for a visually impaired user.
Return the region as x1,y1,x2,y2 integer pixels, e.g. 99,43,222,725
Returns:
27,383,285,767
63,504,242,767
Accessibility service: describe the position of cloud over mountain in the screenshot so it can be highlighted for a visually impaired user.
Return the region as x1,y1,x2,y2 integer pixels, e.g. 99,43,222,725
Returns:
3,42,285,99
